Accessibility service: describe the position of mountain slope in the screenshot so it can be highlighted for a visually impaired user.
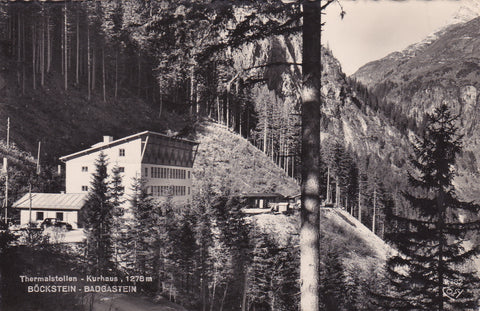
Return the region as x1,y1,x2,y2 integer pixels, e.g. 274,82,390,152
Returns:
193,122,299,196
321,47,411,186
353,16,480,201
249,209,390,309
250,208,391,260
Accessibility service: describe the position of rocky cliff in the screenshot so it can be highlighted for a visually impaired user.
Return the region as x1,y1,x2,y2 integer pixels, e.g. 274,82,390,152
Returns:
321,47,411,181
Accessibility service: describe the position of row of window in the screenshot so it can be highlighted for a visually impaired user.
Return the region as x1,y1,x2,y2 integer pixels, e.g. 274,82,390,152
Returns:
147,167,190,179
150,185,190,197
82,166,125,173
36,212,63,221
82,184,190,197
83,185,123,192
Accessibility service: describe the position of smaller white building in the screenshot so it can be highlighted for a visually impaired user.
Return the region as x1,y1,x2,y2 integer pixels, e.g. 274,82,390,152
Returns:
12,193,87,229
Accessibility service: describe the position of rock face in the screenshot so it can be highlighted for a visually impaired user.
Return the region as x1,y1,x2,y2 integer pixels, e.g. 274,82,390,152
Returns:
353,16,480,201
320,47,412,185
321,49,411,199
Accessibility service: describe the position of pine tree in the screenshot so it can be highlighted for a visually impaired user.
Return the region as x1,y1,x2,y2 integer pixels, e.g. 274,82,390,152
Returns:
128,178,159,280
171,209,197,302
82,152,115,274
191,188,214,311
248,232,280,311
109,165,124,213
319,245,346,311
385,104,480,310
249,233,299,311
109,165,124,265
212,195,251,310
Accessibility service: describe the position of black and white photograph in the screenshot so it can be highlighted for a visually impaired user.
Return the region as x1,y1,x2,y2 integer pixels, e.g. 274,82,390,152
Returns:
0,0,480,310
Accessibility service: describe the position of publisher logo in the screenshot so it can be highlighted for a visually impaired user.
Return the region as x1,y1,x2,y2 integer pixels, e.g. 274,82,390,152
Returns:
443,279,464,301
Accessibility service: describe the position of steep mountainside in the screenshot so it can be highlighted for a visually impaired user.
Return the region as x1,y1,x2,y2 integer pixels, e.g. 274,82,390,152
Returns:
353,16,480,201
321,47,411,186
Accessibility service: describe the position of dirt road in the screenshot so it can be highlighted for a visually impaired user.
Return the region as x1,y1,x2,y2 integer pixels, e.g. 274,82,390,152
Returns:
88,294,189,311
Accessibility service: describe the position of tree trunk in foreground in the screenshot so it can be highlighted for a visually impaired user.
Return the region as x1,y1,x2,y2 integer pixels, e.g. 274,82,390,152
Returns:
300,1,321,311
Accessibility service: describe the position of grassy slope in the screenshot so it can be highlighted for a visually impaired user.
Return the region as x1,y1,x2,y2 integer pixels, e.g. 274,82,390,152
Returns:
250,209,389,284
193,122,299,196
253,209,387,255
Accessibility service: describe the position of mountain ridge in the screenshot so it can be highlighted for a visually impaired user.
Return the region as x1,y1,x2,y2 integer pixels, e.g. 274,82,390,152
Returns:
353,15,480,201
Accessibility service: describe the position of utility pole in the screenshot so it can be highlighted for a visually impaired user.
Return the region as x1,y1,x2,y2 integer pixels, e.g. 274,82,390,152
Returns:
372,186,377,234
3,157,7,224
36,141,41,175
326,167,330,203
4,117,10,224
29,182,32,224
6,117,10,148
358,191,362,223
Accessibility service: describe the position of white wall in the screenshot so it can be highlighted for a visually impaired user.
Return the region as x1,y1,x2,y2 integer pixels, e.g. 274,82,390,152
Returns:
65,138,143,198
65,137,194,207
20,210,79,229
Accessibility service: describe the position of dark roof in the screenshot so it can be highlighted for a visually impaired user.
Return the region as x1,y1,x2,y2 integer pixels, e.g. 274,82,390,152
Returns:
59,131,199,162
13,193,87,211
241,193,284,198
286,194,301,199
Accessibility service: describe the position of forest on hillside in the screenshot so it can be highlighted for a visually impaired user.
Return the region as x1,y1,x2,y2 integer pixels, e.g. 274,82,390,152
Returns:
0,2,306,311
0,1,415,247
0,0,440,235
0,1,409,218
0,1,302,173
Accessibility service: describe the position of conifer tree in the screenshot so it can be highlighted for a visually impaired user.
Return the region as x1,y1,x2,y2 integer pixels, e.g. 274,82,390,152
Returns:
249,232,299,311
109,165,124,265
191,190,214,311
83,152,114,273
170,209,197,301
319,245,345,311
109,166,124,214
128,178,159,279
212,195,251,310
248,232,281,311
385,104,480,310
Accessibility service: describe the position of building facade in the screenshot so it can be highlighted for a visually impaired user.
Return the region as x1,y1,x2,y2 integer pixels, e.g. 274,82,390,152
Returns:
13,193,87,229
59,131,199,205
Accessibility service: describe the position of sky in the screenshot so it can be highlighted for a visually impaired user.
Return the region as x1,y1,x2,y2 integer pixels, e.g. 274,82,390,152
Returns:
322,0,463,75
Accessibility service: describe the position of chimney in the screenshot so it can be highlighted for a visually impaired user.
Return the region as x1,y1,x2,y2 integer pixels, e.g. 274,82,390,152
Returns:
103,136,114,144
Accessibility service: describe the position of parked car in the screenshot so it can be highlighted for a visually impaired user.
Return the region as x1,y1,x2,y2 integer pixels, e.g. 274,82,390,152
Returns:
39,218,72,231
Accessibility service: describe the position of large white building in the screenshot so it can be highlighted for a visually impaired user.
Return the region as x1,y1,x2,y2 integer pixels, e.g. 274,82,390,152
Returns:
59,131,199,205
12,131,198,228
